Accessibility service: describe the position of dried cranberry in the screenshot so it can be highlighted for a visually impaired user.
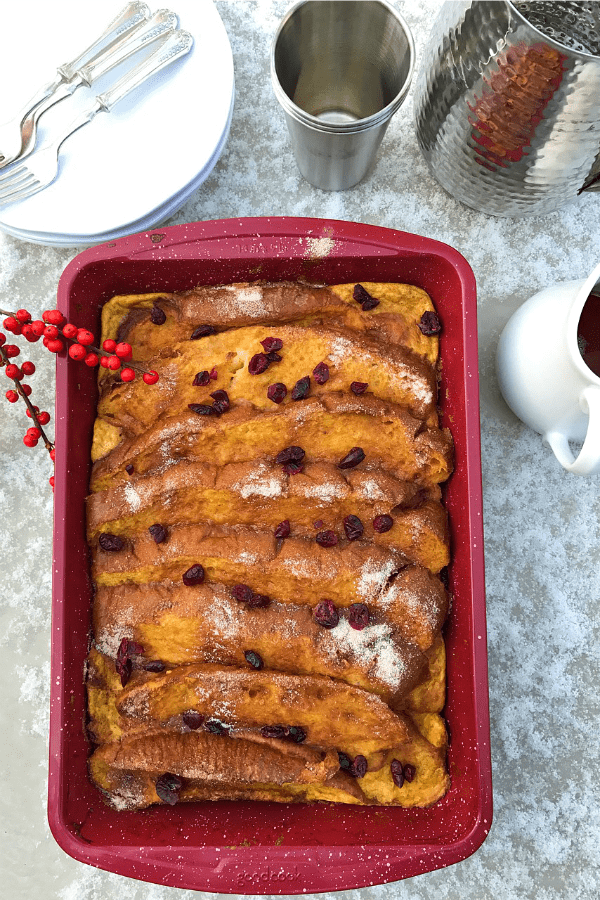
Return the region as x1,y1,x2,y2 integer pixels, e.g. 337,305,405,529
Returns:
348,603,370,631
403,764,416,783
266,351,282,362
418,311,442,335
373,514,394,533
155,772,182,805
390,758,405,788
248,352,269,374
314,599,339,628
117,657,132,687
283,461,304,475
125,463,134,475
267,382,287,404
244,650,264,670
209,367,218,380
231,583,253,603
350,755,368,778
313,519,324,530
350,381,368,394
261,337,283,353
99,533,124,552
261,725,288,739
150,305,167,325
316,530,338,548
287,726,306,743
247,593,271,608
182,564,205,586
338,751,353,771
117,638,144,662
276,446,305,465
337,447,365,469
205,719,229,735
182,710,205,730
148,523,167,544
144,659,166,672
193,370,210,386
312,361,329,384
291,376,310,400
191,324,216,340
343,514,364,541
353,284,380,311
188,403,217,416
274,519,291,539
210,389,230,414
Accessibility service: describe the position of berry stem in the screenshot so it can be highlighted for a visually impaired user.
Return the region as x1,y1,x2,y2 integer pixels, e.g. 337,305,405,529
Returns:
0,343,54,454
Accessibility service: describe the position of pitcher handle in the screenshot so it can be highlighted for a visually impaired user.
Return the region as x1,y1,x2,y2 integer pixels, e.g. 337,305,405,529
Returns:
545,386,600,476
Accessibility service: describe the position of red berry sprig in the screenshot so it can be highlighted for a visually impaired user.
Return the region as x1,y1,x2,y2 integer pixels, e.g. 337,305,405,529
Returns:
0,341,54,474
1,306,159,385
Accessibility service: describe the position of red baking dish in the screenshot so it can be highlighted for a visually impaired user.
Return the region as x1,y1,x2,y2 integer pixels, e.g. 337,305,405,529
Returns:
49,217,491,893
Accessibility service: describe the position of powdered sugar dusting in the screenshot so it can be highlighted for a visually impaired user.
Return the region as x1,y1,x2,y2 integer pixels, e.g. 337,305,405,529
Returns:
327,618,407,689
305,235,336,258
232,462,283,498
356,557,397,602
123,481,142,512
224,284,265,317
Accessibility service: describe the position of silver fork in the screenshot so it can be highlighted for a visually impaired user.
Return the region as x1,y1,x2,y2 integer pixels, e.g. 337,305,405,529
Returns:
0,30,193,209
0,1,152,169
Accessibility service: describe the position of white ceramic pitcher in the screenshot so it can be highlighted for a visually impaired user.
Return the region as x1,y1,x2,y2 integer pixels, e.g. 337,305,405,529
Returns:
496,262,600,476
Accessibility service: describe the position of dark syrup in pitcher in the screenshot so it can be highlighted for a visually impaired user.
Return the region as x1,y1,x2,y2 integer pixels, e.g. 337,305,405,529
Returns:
578,291,600,377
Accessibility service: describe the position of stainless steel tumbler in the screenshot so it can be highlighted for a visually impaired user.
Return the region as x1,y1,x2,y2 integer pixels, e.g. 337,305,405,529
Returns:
271,0,414,191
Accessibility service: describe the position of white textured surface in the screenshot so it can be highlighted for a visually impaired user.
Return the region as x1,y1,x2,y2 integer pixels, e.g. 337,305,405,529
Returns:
1,1,600,898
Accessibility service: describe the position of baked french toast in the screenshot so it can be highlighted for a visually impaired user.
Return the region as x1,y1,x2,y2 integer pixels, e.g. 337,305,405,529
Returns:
86,280,453,810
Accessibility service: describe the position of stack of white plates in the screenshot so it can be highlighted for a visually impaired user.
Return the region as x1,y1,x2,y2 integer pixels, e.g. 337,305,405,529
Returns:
0,0,234,247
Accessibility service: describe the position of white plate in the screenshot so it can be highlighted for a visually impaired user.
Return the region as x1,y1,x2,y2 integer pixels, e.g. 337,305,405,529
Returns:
0,87,234,248
0,0,234,242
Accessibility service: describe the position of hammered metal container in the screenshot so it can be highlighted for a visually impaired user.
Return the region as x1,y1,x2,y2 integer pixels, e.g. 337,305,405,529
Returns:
414,1,600,216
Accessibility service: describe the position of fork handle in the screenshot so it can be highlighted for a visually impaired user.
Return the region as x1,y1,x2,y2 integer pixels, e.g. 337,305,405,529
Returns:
57,2,151,81
78,9,179,86
50,31,194,156
97,30,194,112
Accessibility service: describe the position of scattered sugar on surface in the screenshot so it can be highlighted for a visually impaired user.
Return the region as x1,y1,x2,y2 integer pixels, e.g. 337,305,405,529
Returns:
358,477,387,501
327,618,406,689
123,480,143,512
305,236,336,258
300,480,348,501
223,284,266,317
232,462,282,498
356,558,397,602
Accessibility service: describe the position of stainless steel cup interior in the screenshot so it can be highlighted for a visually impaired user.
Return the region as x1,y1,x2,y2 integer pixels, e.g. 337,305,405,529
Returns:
271,1,415,190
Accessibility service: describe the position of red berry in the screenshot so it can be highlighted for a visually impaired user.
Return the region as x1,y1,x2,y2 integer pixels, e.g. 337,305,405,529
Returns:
0,332,5,345
46,339,64,354
115,342,132,360
99,356,110,368
102,338,117,352
43,310,65,326
84,352,99,367
26,406,40,418
209,367,218,380
21,324,39,342
77,329,94,346
44,325,59,339
143,370,159,385
30,320,45,337
3,344,20,358
50,448,56,460
3,316,21,334
26,426,41,439
120,367,135,382
5,390,18,402
37,411,50,425
5,363,21,379
49,476,55,488
62,323,78,339
107,355,121,370
68,343,87,361
21,384,32,396
23,434,38,447
16,309,31,323
21,360,35,375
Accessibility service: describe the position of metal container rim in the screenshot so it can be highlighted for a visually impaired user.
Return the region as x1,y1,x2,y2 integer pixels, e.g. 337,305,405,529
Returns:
270,0,415,134
507,0,600,59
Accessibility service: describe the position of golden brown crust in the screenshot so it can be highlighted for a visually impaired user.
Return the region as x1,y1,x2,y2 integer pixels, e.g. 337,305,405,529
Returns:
86,280,453,811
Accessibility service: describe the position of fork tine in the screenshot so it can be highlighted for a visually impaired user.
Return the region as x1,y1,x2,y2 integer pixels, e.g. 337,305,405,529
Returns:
0,182,42,208
0,164,29,187
0,176,38,204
